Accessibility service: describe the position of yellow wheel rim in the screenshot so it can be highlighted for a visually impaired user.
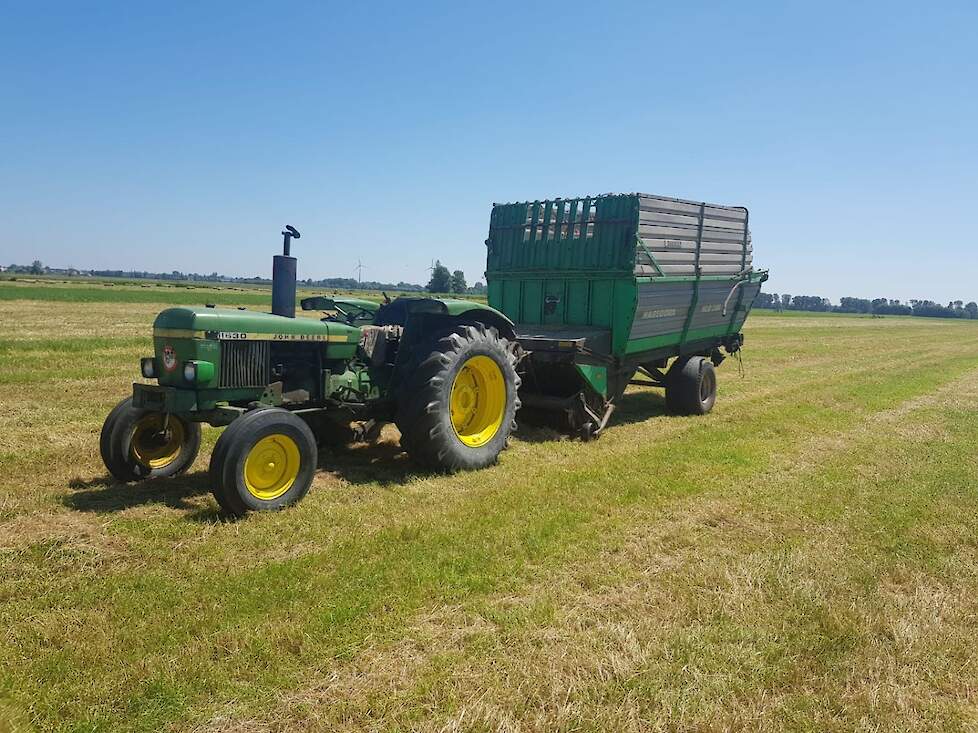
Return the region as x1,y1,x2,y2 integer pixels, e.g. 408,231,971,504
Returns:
244,434,301,501
449,355,506,448
130,414,185,469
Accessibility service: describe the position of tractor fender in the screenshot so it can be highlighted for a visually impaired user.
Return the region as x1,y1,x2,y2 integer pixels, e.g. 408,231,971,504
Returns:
452,306,517,341
373,297,517,342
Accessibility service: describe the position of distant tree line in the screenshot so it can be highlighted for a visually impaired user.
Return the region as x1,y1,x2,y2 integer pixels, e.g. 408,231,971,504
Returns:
4,261,265,283
3,260,488,295
425,261,485,295
755,292,978,320
4,260,49,275
298,277,426,292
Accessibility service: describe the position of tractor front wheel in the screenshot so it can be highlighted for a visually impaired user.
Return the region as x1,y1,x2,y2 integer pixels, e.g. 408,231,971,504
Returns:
208,408,317,517
100,397,201,482
395,325,520,472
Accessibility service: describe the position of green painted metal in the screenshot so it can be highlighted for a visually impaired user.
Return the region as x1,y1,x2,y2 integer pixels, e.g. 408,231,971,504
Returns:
574,364,608,398
325,297,380,312
151,307,362,391
132,382,266,413
301,296,381,326
635,236,664,277
678,202,707,348
438,299,511,321
190,360,215,384
152,336,217,388
487,193,638,274
625,324,734,356
300,296,380,312
154,306,358,339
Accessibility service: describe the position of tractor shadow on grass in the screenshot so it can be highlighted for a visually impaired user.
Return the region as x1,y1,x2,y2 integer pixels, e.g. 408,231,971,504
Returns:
62,442,424,521
64,471,219,520
62,391,669,518
319,439,423,487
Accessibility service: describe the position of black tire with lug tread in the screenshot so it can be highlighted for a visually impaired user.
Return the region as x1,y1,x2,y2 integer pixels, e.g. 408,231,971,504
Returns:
579,421,596,442
208,408,317,517
100,397,201,482
100,397,136,480
665,356,717,415
395,324,520,472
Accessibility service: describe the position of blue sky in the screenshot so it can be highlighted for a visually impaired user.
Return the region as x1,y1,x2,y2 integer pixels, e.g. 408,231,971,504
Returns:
1,1,975,302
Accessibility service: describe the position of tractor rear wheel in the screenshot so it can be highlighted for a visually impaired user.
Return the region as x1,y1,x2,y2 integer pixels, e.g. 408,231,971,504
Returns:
665,356,717,415
100,397,201,481
395,325,520,472
208,408,317,517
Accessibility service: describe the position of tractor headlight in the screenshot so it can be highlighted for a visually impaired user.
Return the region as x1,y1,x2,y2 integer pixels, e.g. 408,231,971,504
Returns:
183,361,198,384
141,357,156,379
181,360,214,385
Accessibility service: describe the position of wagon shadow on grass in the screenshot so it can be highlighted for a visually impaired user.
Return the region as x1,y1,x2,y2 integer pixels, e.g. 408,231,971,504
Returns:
513,389,669,443
614,389,670,423
65,471,219,520
327,390,668,481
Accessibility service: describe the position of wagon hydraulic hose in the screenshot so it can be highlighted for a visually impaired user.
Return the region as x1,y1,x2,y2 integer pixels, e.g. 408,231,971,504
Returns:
722,278,746,317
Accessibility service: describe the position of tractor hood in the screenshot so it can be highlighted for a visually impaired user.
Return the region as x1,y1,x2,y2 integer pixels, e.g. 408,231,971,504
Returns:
153,307,356,342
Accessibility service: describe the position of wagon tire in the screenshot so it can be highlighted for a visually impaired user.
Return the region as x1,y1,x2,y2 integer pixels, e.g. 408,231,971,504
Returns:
665,357,717,415
580,421,596,442
395,324,520,472
209,408,317,517
100,397,201,482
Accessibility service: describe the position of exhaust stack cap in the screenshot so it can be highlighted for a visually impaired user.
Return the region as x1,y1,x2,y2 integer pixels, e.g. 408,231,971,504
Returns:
282,225,300,256
272,225,300,318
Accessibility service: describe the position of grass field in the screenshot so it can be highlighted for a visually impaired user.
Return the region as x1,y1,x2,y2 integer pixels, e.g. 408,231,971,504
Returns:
2,285,978,732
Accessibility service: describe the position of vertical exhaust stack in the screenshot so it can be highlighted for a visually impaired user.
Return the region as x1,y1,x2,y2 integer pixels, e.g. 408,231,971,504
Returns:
272,225,300,318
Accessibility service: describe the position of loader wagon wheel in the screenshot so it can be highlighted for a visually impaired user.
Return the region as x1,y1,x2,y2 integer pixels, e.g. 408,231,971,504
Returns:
395,324,520,472
209,408,317,517
100,397,201,482
665,356,717,415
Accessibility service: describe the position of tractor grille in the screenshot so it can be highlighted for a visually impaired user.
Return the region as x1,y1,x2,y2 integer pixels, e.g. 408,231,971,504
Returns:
219,340,270,388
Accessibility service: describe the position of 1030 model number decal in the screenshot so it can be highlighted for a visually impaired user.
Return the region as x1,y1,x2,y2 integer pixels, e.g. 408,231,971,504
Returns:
206,331,335,342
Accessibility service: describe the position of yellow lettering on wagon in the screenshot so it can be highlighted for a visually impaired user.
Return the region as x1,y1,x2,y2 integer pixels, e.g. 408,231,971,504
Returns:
638,308,677,319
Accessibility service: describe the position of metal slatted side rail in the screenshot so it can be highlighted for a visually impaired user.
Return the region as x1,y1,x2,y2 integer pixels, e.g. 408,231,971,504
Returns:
678,203,707,349
486,194,636,273
635,193,751,277
725,208,753,337
220,340,271,388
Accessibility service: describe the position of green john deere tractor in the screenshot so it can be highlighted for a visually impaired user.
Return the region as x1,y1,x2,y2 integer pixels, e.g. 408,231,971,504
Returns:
100,226,521,516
